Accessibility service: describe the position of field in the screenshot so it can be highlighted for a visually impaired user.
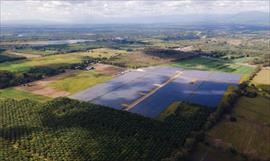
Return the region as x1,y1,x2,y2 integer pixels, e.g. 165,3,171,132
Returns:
0,48,128,72
0,98,210,161
251,69,270,92
15,68,114,97
73,66,240,118
189,143,246,161
0,23,269,161
209,96,270,160
0,88,51,102
15,48,57,56
49,70,112,94
170,57,255,75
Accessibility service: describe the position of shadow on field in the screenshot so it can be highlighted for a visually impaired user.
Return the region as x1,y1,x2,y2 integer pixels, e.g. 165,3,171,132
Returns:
0,126,39,140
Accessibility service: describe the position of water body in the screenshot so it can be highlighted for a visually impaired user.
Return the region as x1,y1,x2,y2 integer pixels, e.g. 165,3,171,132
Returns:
24,39,94,46
1,39,94,46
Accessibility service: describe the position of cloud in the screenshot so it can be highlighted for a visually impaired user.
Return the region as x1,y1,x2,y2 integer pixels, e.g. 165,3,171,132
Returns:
1,0,269,23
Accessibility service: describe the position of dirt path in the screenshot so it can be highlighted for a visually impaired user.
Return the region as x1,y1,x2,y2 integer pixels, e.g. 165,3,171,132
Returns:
16,70,77,98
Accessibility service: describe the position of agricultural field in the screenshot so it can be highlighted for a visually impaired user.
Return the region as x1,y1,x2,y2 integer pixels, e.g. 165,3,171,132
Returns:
0,51,25,63
0,48,128,73
15,48,57,56
170,57,255,75
0,98,210,161
15,67,116,98
0,88,51,102
0,21,269,161
49,70,112,94
251,69,270,92
189,143,246,161
209,95,270,160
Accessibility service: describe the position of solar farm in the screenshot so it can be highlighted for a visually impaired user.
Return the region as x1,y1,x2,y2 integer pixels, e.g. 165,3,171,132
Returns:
72,66,240,118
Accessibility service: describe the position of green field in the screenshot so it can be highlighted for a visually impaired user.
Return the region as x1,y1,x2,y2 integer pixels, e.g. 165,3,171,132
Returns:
49,71,111,94
170,57,255,75
209,95,270,160
0,88,51,102
0,48,128,72
16,48,58,56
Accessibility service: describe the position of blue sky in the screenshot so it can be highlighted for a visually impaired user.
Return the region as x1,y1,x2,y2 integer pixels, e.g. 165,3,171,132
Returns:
1,0,269,23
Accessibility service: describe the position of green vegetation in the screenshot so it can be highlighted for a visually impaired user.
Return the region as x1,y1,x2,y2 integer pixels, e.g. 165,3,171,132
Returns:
209,95,270,160
158,101,181,120
16,48,57,56
0,88,50,102
49,71,111,94
170,57,255,75
0,51,25,63
189,143,246,161
0,98,210,161
0,48,128,73
0,53,85,72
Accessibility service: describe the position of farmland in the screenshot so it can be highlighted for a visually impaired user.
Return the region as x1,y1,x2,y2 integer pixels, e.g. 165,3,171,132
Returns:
170,57,255,75
0,48,127,73
0,88,51,102
209,95,270,160
0,98,210,161
0,22,269,161
49,70,112,94
251,69,270,92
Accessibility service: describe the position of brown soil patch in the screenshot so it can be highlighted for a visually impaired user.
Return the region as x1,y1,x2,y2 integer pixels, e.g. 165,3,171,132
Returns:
16,70,77,98
9,51,41,58
93,63,125,76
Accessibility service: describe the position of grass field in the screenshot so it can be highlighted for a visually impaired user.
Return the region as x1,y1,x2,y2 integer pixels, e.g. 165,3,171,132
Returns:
251,69,270,92
209,95,270,160
158,101,181,120
0,48,128,72
189,143,246,161
49,70,111,94
170,57,254,75
0,88,51,102
16,48,58,56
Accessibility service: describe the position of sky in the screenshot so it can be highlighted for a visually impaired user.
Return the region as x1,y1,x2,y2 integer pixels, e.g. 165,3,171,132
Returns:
1,0,269,24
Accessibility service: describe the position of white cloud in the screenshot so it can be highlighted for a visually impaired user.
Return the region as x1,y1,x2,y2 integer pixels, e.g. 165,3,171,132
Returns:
1,0,269,23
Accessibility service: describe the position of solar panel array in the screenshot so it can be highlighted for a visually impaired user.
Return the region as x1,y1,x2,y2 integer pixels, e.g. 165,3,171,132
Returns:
72,66,240,118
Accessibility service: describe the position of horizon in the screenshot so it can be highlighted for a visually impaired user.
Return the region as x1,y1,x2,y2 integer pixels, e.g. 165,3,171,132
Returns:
1,0,269,25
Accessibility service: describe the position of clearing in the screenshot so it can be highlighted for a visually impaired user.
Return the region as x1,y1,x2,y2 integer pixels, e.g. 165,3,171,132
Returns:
16,70,78,97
